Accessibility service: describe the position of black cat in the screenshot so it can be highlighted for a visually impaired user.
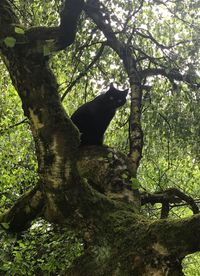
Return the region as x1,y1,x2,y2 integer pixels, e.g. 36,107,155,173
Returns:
71,84,128,145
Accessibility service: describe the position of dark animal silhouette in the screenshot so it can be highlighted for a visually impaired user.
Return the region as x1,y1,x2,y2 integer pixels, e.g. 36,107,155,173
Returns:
71,84,128,145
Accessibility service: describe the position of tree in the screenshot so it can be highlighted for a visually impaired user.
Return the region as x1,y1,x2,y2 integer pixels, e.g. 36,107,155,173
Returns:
0,0,200,275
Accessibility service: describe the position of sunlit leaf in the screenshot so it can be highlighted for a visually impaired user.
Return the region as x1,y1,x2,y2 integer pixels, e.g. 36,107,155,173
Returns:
4,37,16,48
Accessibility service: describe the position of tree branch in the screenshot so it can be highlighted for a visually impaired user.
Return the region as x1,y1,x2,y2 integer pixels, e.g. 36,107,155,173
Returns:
0,0,84,52
0,182,44,232
140,68,200,88
85,1,143,173
150,213,200,257
58,0,84,49
84,1,125,60
0,118,28,135
61,43,105,101
141,188,199,219
26,0,84,51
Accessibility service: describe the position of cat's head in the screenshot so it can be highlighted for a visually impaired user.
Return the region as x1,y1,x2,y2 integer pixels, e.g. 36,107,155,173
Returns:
106,83,128,107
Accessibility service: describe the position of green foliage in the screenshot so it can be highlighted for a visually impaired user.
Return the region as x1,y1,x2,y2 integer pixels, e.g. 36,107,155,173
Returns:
183,253,200,276
0,62,38,210
0,220,83,275
14,26,25,35
12,0,61,26
139,79,200,200
1,223,10,230
130,178,140,190
4,37,16,48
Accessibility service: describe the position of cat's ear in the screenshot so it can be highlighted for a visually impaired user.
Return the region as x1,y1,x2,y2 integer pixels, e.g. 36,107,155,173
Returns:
109,83,115,90
124,89,129,96
107,83,115,93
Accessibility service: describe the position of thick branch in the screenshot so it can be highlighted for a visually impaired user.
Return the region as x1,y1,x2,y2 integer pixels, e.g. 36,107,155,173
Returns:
150,213,200,257
58,0,84,49
0,1,82,217
66,209,200,275
0,0,84,52
0,182,44,232
141,68,200,88
84,1,124,58
27,0,84,51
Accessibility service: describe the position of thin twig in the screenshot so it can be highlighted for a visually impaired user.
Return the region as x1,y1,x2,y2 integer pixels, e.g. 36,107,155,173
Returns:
61,43,105,101
0,119,28,135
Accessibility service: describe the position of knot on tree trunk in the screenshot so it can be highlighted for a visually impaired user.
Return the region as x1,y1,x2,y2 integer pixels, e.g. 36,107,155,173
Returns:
77,146,140,211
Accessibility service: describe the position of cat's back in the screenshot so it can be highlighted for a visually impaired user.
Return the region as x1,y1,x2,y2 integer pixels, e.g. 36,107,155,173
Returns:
72,94,105,117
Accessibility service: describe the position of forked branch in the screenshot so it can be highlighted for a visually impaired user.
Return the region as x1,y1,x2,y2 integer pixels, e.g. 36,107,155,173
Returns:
141,188,199,219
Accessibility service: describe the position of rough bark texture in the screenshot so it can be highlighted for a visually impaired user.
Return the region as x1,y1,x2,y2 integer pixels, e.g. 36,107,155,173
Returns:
0,182,44,232
0,1,200,275
77,146,140,206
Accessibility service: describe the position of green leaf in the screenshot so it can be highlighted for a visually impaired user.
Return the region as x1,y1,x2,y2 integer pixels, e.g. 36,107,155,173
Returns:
83,178,88,184
15,26,25,35
107,152,113,159
130,178,140,189
1,222,10,230
122,174,128,179
98,157,104,161
43,40,54,56
43,45,51,56
4,37,16,48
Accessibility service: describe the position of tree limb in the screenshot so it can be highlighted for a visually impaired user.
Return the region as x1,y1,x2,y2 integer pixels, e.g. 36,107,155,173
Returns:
140,68,200,88
58,0,84,49
26,0,84,50
0,0,84,52
149,213,200,257
0,182,44,232
0,118,28,135
141,188,199,219
84,1,125,60
85,1,143,172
